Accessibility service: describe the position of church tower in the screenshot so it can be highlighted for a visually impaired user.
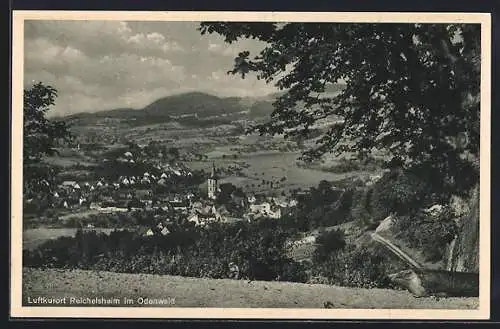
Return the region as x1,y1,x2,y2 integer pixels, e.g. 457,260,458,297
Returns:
207,162,218,200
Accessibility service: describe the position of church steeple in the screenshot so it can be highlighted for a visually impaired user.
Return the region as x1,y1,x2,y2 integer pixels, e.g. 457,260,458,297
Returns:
207,162,218,200
210,162,218,179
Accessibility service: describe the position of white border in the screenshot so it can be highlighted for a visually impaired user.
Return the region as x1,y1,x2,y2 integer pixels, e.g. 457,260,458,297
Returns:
10,10,492,320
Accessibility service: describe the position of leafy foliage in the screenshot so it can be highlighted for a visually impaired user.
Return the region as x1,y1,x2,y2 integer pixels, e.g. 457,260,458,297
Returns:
312,244,404,289
282,180,352,231
313,229,346,263
24,82,72,197
369,168,434,218
24,82,72,164
24,219,308,283
199,22,480,195
393,207,459,262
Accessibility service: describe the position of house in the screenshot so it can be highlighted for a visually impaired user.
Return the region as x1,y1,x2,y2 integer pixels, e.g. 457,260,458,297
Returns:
170,200,189,211
96,181,104,187
61,181,78,189
121,178,130,185
250,202,272,214
89,202,101,210
79,197,88,207
247,195,257,204
157,178,167,185
248,202,282,219
124,151,133,158
144,228,154,236
187,212,217,227
160,172,169,179
213,205,230,221
187,213,201,226
192,201,213,216
191,200,203,209
268,205,282,219
365,174,382,186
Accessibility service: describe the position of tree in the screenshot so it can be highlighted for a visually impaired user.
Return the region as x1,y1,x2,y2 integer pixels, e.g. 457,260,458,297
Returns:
168,147,180,159
199,23,480,195
24,82,72,165
23,82,72,197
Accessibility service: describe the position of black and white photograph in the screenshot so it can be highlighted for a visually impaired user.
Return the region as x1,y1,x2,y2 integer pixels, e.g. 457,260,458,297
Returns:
10,11,491,319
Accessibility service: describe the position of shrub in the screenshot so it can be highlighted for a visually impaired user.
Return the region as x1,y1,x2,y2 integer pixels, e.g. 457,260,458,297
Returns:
346,169,437,226
370,169,432,218
393,207,458,262
23,220,308,284
313,229,346,263
312,244,404,289
349,187,373,226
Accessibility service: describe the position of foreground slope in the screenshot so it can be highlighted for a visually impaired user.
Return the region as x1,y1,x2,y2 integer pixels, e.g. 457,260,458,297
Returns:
22,268,478,309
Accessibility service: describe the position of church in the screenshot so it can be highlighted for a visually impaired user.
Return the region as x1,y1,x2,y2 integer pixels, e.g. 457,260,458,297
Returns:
207,162,219,199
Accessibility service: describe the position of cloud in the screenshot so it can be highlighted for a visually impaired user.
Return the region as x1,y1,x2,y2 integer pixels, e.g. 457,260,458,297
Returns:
25,20,185,60
24,20,278,116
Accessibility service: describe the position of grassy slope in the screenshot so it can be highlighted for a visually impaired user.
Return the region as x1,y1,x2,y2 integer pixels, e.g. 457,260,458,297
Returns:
23,268,478,309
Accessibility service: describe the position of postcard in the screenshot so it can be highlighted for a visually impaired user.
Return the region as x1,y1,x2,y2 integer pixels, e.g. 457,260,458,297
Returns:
10,10,491,320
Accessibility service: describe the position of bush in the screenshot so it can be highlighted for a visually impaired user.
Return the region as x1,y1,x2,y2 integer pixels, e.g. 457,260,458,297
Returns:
23,220,308,283
370,169,433,218
312,244,404,289
313,229,346,263
349,188,373,226
393,207,458,262
347,169,437,226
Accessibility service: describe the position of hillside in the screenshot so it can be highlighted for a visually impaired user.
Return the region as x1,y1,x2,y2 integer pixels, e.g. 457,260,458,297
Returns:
60,83,346,128
143,92,246,118
63,92,275,127
22,268,478,309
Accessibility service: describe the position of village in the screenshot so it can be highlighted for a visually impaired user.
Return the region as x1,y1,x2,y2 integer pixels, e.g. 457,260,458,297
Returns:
24,146,300,237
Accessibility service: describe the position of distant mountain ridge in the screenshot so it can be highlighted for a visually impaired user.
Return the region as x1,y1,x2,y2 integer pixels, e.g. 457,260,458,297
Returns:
65,92,270,121
63,83,345,127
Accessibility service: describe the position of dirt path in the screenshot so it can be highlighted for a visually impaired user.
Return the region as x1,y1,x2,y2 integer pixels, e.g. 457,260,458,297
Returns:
22,268,478,309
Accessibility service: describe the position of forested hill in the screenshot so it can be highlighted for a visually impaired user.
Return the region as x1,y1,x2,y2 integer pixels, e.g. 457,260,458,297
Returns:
59,84,346,127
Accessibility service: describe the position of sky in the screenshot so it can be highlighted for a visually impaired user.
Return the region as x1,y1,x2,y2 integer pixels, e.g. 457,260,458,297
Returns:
24,20,278,117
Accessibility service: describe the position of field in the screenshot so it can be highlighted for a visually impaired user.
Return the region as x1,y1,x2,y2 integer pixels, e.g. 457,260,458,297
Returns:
187,150,375,194
23,268,478,309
